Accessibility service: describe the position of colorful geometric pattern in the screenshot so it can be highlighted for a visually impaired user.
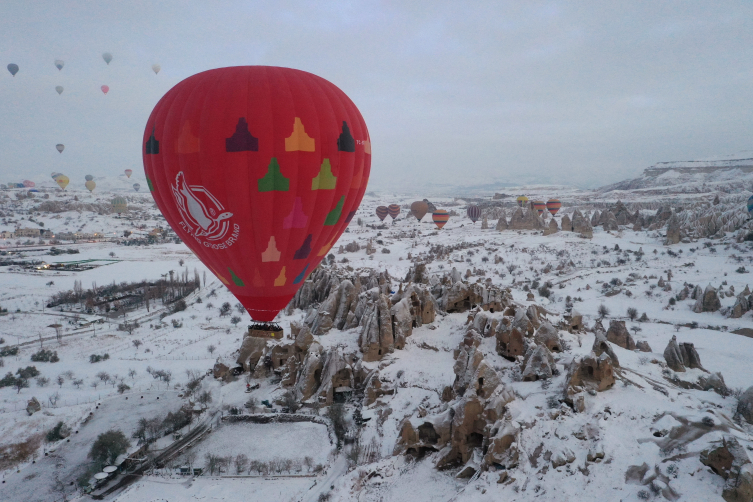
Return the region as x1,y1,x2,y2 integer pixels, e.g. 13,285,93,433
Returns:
533,201,546,215
432,210,450,229
546,199,561,216
387,204,400,219
375,206,388,221
142,66,371,321
516,196,528,207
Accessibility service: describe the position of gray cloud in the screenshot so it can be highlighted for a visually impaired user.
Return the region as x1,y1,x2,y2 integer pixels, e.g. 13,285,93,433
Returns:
1,1,751,191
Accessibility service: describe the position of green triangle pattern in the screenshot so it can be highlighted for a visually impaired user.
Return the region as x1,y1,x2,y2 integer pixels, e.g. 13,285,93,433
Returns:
228,267,245,287
324,196,345,226
311,159,337,190
146,177,154,192
258,157,290,192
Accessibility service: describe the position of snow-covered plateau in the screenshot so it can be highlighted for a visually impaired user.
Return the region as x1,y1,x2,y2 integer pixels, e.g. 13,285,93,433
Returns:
1,172,752,502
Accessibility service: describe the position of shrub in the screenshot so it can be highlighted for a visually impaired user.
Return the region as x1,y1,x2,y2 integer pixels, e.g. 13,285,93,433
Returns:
46,421,68,442
627,307,638,320
89,353,110,363
16,366,40,379
31,349,59,363
88,430,131,465
117,382,131,394
171,299,187,313
0,346,19,357
639,313,649,322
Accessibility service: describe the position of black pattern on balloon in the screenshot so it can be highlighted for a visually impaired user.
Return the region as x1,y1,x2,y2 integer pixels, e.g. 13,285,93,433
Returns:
337,121,355,152
345,210,357,224
226,118,259,152
293,234,312,259
145,127,159,155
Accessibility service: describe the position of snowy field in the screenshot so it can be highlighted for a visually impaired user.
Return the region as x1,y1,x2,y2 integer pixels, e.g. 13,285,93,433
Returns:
0,185,752,501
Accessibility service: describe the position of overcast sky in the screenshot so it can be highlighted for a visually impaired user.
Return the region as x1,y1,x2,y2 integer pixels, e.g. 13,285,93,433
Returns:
1,1,751,192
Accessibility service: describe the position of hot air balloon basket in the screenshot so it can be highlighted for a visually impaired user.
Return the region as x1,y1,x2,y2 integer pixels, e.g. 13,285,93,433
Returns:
247,322,284,339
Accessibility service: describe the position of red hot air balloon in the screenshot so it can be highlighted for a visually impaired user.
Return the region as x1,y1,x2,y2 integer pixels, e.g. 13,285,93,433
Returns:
143,66,370,322
375,206,388,221
546,199,561,216
432,210,449,229
466,205,481,223
387,204,400,220
101,85,109,94
533,200,546,215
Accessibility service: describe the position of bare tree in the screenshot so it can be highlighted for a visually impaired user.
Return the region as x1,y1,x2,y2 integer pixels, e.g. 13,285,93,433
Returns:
56,375,65,388
597,304,610,318
207,344,216,356
234,454,249,474
627,307,638,321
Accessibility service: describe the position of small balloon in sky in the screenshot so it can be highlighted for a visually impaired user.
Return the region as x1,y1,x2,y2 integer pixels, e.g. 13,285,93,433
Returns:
56,144,65,153
152,64,161,75
101,85,109,94
124,169,133,178
55,86,64,95
7,64,19,76
102,53,112,65
55,60,64,70
85,175,94,181
133,183,141,192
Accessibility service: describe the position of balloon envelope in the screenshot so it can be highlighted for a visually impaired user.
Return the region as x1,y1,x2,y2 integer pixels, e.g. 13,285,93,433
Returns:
85,180,96,192
22,180,35,187
56,144,65,153
142,66,371,322
101,85,109,94
102,53,112,65
387,204,400,219
375,206,388,221
152,64,161,74
85,174,94,181
55,60,64,70
747,195,753,215
410,201,428,221
432,210,449,229
533,200,546,215
546,199,561,216
124,169,133,178
133,183,141,192
55,175,69,190
466,205,481,222
516,196,528,207
7,64,18,76
55,86,64,95
111,196,127,213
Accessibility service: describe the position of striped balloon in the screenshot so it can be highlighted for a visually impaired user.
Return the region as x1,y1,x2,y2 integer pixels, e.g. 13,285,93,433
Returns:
533,200,546,215
467,205,481,222
748,195,753,215
432,210,450,229
387,204,400,219
375,206,388,221
516,196,528,207
546,198,561,216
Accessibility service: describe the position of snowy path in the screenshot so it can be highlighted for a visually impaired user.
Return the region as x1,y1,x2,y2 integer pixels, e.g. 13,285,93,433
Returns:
298,454,349,502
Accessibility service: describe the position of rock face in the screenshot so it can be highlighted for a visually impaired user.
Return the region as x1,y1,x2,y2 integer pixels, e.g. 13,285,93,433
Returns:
236,335,269,371
665,212,681,245
602,211,618,231
359,293,395,361
560,214,572,232
521,344,556,381
571,209,593,238
495,215,508,231
663,335,705,372
591,210,600,226
730,290,752,318
738,386,753,424
605,320,636,350
534,321,562,352
700,436,753,502
26,397,41,415
509,208,546,230
636,340,652,352
565,352,615,406
543,217,559,236
592,330,620,367
481,216,489,229
693,285,722,313
453,330,501,398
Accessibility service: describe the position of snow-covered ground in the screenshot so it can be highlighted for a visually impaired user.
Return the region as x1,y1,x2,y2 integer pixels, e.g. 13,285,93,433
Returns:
0,186,752,502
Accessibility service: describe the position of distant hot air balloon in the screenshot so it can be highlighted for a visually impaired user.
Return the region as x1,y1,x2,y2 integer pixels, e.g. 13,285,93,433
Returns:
432,210,450,229
152,64,161,75
133,183,141,192
533,200,546,215
143,66,371,322
467,205,481,223
102,53,113,65
55,86,64,95
54,174,69,190
546,199,561,216
54,60,64,71
85,180,96,192
85,174,94,181
111,196,127,214
101,85,109,94
375,206,388,221
124,169,133,178
387,204,400,220
22,180,35,188
516,196,528,207
410,201,428,221
56,144,65,153
7,64,19,76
